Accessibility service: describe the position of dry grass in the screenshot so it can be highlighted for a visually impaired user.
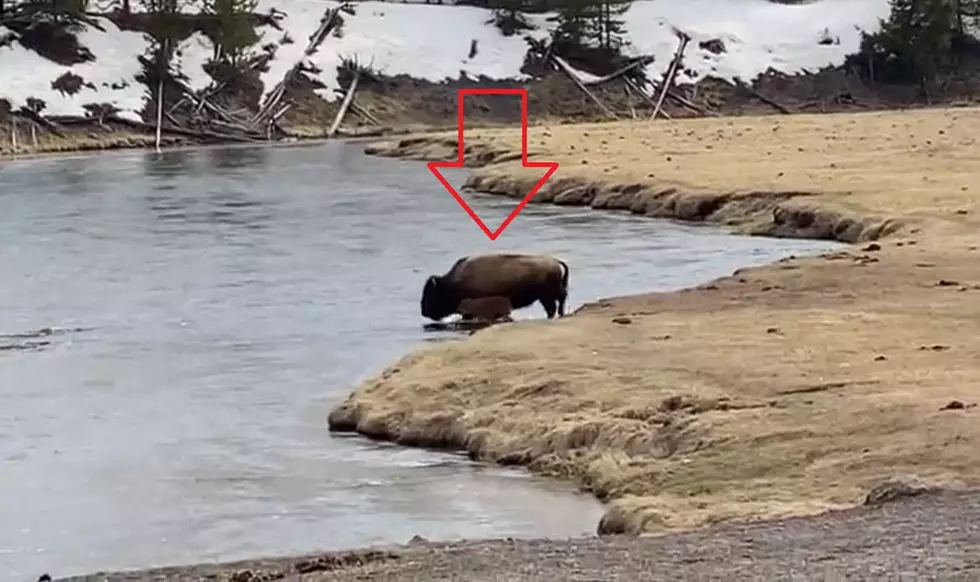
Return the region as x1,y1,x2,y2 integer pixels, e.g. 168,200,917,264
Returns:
331,106,980,535
0,124,187,159
370,106,980,240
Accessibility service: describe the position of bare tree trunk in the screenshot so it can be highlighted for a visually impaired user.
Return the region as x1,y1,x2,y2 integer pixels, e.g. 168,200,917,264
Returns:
328,71,361,137
155,80,165,153
651,33,689,120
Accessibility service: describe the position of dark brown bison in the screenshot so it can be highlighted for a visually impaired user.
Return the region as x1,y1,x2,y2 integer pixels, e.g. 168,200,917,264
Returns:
420,252,569,322
458,295,514,323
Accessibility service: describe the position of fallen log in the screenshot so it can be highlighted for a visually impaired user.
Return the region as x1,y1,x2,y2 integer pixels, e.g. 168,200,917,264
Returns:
334,126,393,138
252,4,346,129
333,90,380,125
666,85,717,116
349,100,380,125
651,30,690,120
551,55,618,119
580,56,654,88
734,78,792,114
623,77,670,119
106,115,264,143
328,70,361,137
623,81,637,119
14,109,66,137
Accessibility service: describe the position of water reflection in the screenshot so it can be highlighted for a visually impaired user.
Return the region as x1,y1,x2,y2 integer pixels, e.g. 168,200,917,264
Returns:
138,148,275,231
142,149,195,182
204,185,273,231
205,145,270,173
54,157,90,196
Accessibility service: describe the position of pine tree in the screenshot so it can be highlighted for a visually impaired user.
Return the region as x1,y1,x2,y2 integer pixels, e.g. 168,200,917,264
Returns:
201,0,258,68
549,0,631,50
597,0,630,50
876,0,954,80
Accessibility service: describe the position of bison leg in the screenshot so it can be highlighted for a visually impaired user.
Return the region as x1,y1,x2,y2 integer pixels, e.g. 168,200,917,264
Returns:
540,297,558,319
557,292,567,317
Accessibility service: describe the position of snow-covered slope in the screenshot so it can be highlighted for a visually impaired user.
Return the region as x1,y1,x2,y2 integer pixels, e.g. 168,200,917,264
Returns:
622,0,891,85
0,0,892,120
0,19,147,120
254,0,554,100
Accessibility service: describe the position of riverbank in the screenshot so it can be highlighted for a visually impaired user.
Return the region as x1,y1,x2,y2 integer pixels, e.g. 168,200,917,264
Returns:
58,488,980,580
329,105,980,536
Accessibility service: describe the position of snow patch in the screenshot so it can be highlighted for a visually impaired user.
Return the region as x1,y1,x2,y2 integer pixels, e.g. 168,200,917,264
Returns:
256,0,553,101
0,17,147,121
254,0,891,101
622,0,891,85
0,0,895,116
177,32,216,92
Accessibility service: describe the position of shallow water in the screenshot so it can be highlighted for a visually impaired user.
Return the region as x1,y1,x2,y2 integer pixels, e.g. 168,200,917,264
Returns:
0,142,839,579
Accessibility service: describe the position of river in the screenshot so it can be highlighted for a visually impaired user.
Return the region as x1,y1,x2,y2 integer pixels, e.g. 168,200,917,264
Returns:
0,141,840,579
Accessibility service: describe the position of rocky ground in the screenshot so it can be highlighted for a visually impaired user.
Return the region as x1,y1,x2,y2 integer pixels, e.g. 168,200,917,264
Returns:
60,488,980,580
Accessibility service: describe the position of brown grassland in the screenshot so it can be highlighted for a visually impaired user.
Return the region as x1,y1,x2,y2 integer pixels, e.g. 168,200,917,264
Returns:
0,125,188,158
329,105,980,535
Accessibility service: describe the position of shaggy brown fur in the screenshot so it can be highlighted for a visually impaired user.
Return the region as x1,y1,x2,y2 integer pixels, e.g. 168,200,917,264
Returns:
420,252,569,321
458,295,514,323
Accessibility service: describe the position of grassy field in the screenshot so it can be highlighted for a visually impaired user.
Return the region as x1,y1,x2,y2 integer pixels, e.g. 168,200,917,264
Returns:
331,106,980,534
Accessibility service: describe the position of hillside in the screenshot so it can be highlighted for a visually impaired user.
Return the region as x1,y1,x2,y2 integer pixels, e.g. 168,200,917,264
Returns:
1,0,977,154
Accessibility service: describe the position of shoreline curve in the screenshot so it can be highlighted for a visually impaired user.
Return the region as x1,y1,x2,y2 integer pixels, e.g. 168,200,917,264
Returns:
329,108,980,535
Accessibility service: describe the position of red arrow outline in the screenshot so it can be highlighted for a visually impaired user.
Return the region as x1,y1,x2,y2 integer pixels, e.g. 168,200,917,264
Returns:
427,88,560,241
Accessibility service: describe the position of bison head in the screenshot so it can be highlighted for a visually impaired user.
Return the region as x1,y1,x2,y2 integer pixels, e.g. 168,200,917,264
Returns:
420,275,457,321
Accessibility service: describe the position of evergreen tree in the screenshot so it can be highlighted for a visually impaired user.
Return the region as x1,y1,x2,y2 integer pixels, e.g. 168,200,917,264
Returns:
548,0,631,50
137,0,189,97
951,0,980,35
201,0,258,68
875,0,955,80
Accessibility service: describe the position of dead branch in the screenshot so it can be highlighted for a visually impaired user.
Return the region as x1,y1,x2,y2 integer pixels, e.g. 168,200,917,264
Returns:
106,115,263,143
14,110,65,137
551,55,618,119
644,78,717,117
623,80,637,119
349,100,380,125
623,77,672,119
334,127,394,138
580,57,654,88
651,30,690,120
328,71,361,137
665,85,717,116
734,78,793,114
252,4,347,129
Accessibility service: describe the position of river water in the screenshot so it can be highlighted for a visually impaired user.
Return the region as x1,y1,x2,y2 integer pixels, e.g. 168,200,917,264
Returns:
0,141,839,579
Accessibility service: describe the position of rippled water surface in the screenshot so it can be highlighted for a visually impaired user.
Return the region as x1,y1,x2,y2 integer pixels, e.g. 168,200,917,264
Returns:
0,142,839,579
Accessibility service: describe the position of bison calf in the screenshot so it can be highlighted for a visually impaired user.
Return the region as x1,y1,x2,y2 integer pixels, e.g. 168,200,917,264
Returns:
420,252,570,322
458,295,514,323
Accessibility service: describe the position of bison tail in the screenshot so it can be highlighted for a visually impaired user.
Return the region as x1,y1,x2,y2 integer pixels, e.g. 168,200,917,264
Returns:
558,259,570,291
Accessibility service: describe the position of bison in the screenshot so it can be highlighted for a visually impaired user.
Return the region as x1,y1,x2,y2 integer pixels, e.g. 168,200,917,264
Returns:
457,295,514,323
420,252,569,322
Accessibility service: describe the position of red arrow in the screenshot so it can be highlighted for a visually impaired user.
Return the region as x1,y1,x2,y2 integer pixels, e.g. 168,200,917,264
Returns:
427,88,560,241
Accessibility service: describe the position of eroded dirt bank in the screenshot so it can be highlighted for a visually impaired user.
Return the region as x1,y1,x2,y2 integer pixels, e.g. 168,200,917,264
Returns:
330,106,980,535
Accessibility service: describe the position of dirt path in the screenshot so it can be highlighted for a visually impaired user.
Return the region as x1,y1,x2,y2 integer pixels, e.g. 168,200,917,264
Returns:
329,106,980,535
61,489,980,580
